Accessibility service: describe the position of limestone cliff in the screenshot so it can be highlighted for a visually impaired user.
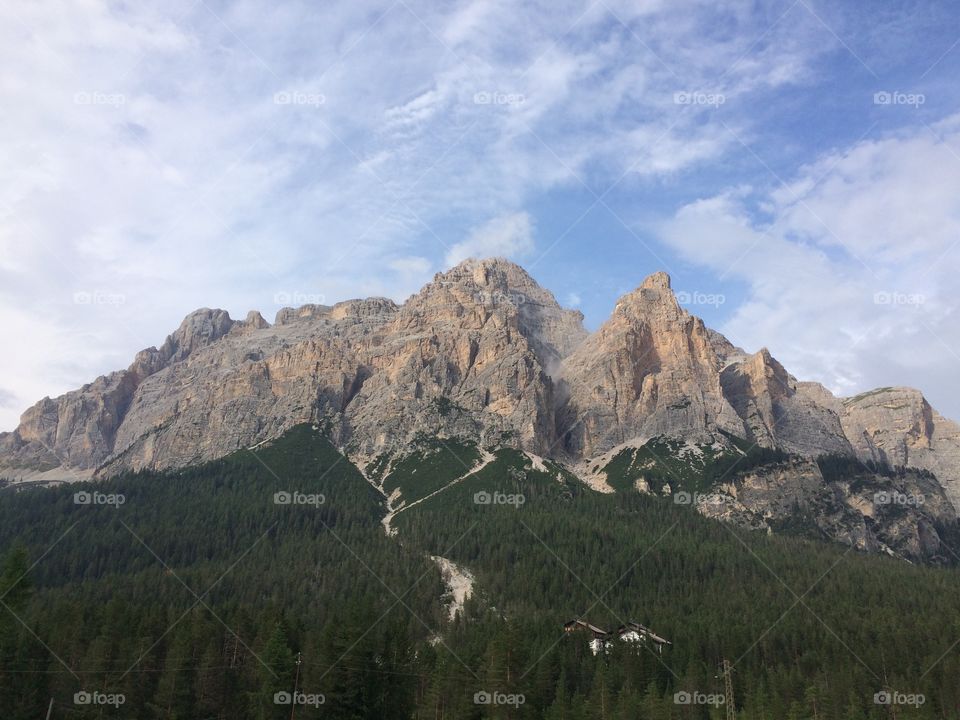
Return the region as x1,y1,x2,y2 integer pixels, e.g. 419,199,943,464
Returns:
841,387,960,508
1,259,958,532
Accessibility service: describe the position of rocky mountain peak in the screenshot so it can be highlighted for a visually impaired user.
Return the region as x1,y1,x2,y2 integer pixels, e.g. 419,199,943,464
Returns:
745,348,791,395
243,310,270,329
558,270,744,456
839,386,960,507
160,308,235,364
613,273,684,324
328,297,399,321
2,259,958,520
399,257,586,365
640,270,672,290
443,256,536,287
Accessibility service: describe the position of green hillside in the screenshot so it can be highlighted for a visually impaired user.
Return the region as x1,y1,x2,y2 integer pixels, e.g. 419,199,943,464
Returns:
0,425,958,718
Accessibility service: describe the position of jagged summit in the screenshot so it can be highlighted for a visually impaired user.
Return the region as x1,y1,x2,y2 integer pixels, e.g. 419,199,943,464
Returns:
640,270,672,290
1,258,957,511
612,271,685,324
244,310,270,329
434,256,538,286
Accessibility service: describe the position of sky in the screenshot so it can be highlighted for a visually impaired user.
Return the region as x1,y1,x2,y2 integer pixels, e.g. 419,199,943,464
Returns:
2,0,960,430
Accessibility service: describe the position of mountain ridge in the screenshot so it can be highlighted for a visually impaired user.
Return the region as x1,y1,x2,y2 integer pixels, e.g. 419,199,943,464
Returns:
2,256,959,515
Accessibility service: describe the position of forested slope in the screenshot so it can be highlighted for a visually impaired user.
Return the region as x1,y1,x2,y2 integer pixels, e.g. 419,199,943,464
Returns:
1,425,959,718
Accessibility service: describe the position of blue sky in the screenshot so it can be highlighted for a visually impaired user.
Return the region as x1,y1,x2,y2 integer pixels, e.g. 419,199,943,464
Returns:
2,0,960,429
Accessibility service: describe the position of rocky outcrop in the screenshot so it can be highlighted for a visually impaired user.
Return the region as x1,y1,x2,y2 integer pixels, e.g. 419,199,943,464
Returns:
556,274,854,461
696,459,957,563
0,259,586,476
0,309,239,473
841,387,960,509
340,259,584,459
719,349,853,457
1,258,958,530
557,272,744,457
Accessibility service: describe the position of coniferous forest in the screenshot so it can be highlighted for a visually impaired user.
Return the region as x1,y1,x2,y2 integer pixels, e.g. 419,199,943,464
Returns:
2,425,960,718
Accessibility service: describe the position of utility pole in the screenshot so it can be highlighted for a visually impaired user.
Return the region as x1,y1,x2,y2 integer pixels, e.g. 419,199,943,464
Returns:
290,651,302,720
721,658,736,720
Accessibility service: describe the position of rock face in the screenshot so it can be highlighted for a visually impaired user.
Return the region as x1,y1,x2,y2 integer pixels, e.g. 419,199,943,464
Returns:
840,387,960,509
556,274,854,461
339,259,586,460
719,349,854,458
2,258,959,529
0,259,584,476
695,459,957,563
557,272,744,457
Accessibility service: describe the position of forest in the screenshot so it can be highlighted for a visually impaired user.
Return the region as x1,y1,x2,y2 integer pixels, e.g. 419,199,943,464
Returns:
1,424,959,718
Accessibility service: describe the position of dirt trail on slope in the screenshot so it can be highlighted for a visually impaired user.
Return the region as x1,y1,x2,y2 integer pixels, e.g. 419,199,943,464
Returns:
380,448,495,536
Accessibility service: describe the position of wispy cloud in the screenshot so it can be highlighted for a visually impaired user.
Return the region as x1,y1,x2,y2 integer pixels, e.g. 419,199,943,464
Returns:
658,115,960,414
446,212,535,266
2,0,959,428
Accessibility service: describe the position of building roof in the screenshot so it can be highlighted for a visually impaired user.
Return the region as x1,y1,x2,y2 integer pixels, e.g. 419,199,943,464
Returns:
565,619,671,645
563,619,610,636
615,621,672,645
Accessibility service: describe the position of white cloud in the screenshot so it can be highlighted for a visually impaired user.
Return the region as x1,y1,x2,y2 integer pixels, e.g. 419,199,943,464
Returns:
0,0,865,429
445,212,535,266
658,118,960,418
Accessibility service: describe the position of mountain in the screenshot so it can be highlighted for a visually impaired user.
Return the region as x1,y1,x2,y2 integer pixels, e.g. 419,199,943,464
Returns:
0,259,583,478
3,263,960,716
2,257,959,562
